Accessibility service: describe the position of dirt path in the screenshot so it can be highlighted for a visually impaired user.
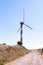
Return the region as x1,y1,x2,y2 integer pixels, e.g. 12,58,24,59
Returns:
5,51,43,65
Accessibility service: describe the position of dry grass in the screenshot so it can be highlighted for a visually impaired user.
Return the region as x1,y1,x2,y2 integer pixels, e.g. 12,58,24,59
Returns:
0,44,30,63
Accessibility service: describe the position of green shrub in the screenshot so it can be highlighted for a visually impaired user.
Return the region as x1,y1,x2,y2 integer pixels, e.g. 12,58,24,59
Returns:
0,62,4,65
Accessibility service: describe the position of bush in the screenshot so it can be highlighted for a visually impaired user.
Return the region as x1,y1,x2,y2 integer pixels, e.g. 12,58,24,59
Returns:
17,41,22,45
3,43,6,45
0,62,4,65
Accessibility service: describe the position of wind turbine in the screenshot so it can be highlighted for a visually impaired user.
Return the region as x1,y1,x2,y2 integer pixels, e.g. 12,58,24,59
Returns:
17,9,32,45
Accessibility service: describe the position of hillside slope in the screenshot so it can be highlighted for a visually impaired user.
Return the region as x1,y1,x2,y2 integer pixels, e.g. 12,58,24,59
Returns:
0,44,30,63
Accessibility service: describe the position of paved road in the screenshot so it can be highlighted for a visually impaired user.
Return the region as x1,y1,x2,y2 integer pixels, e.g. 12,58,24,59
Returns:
5,51,43,65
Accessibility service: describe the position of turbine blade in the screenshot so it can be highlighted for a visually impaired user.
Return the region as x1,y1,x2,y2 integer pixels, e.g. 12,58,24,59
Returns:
23,8,25,22
17,28,21,32
24,24,32,30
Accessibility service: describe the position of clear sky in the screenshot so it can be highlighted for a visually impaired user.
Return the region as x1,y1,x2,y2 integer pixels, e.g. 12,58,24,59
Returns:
0,0,43,49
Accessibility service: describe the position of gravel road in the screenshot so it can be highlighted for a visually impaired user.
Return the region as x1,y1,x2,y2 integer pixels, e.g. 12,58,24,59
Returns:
5,51,43,65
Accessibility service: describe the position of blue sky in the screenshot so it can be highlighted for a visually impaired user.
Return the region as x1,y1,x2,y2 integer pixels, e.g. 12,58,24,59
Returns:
0,0,43,49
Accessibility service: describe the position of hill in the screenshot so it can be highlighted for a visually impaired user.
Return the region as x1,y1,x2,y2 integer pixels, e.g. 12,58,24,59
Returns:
0,44,30,63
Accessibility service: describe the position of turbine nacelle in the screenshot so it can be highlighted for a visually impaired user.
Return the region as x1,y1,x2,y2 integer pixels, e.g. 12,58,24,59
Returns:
20,22,24,25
